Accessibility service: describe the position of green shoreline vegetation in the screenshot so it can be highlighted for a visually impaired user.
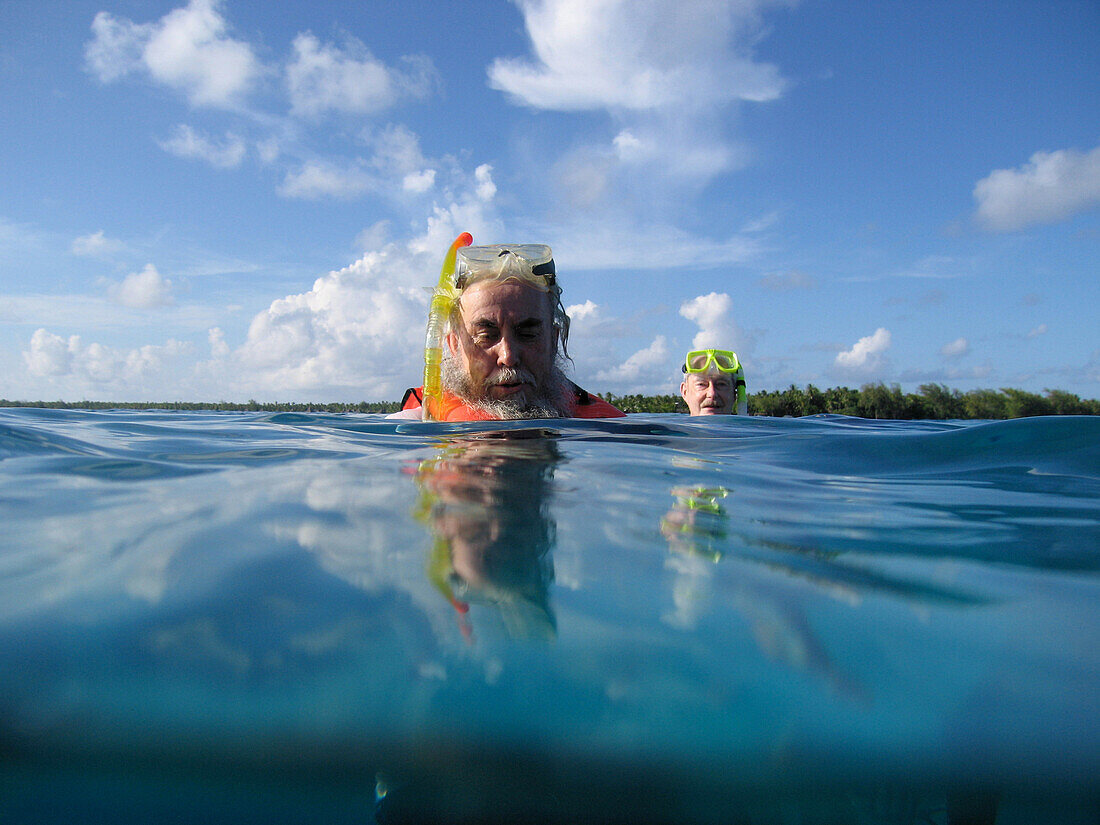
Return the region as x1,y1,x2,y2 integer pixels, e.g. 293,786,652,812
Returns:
2,383,1097,419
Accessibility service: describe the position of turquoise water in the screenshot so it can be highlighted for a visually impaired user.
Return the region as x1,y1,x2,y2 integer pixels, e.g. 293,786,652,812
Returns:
1,408,1097,824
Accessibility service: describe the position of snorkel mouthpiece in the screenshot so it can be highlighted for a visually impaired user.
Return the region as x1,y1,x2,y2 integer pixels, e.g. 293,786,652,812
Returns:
423,232,473,421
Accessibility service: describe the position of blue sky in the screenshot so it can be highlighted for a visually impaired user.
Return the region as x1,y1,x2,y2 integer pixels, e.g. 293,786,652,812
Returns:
1,0,1097,403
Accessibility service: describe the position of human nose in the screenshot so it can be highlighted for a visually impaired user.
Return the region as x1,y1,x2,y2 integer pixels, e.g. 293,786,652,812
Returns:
493,331,520,367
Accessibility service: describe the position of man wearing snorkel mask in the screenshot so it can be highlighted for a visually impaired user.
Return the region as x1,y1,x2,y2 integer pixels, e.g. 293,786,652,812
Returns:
680,349,748,415
395,243,624,421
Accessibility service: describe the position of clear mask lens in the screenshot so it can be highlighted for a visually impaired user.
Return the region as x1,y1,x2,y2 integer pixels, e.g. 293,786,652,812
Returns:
455,244,555,290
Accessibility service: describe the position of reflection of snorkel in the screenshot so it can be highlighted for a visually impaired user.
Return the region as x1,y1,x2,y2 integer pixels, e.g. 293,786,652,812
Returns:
422,232,473,421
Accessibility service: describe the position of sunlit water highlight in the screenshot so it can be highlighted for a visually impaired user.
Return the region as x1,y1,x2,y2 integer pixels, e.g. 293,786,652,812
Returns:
1,408,1098,823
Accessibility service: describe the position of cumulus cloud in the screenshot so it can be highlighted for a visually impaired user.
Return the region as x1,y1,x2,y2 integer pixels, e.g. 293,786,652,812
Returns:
680,292,742,350
940,337,969,359
208,326,229,358
72,230,124,257
974,146,1100,232
286,32,435,117
565,300,599,322
595,335,669,384
488,0,788,185
158,124,247,167
232,248,428,397
23,329,74,376
24,328,191,385
474,164,497,201
488,0,786,112
109,264,173,309
85,0,260,108
228,190,501,399
835,328,891,375
402,169,436,193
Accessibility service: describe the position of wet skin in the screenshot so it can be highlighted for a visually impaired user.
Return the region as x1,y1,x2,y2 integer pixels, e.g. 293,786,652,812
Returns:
681,373,735,415
446,280,556,405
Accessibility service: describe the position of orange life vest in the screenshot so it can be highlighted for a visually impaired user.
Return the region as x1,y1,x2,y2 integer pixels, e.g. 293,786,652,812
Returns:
400,383,625,421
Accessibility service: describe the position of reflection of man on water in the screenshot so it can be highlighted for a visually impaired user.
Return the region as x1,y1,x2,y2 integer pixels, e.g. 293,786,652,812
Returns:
414,432,561,640
660,485,865,701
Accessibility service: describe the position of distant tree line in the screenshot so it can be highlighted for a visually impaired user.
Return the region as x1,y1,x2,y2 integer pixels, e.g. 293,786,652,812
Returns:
599,383,1100,419
0,399,400,414
3,384,1097,418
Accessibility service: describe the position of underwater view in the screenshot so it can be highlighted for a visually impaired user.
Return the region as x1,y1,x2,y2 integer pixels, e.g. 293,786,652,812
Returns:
1,408,1097,824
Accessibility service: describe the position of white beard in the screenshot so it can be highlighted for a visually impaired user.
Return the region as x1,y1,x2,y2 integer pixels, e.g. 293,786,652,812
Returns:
442,355,573,419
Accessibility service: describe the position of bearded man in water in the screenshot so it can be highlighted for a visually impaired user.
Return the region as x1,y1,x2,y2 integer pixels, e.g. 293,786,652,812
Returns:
393,243,623,421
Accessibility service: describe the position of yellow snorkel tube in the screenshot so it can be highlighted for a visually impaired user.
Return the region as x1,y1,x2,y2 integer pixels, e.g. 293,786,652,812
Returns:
422,232,473,420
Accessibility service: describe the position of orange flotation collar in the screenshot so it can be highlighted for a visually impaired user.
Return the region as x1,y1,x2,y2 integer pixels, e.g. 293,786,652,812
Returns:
400,382,624,421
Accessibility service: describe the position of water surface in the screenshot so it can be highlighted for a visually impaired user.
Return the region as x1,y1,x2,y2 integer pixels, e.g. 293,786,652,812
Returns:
1,409,1097,823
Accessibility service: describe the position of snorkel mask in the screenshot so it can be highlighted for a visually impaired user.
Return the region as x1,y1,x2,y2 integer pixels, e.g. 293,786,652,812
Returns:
454,244,556,292
682,349,748,415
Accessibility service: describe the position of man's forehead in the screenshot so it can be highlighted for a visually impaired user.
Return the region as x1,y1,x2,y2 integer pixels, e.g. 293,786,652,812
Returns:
458,280,552,322
689,372,732,385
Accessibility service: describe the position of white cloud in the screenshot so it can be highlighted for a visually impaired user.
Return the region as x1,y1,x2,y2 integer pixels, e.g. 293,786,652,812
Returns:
1028,323,1048,339
278,160,373,200
402,170,436,193
23,329,73,376
208,326,229,358
232,247,427,397
355,220,391,253
487,0,787,185
279,126,442,201
85,0,260,108
596,335,669,384
612,129,646,162
974,146,1100,232
474,164,497,201
84,13,150,83
158,124,247,168
835,328,891,374
565,300,599,321
488,0,786,112
227,189,501,399
940,337,969,359
286,33,434,117
679,292,742,350
72,230,124,257
109,264,174,309
24,328,191,385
